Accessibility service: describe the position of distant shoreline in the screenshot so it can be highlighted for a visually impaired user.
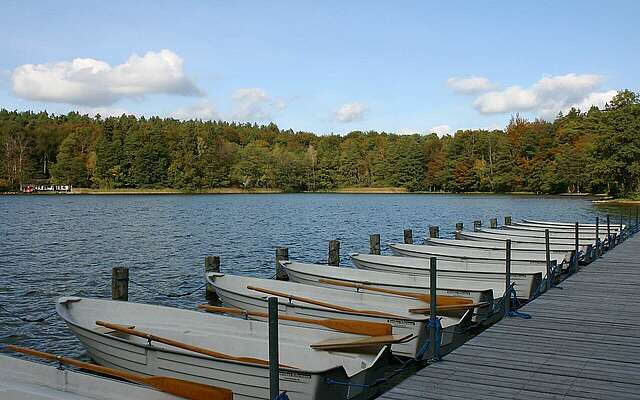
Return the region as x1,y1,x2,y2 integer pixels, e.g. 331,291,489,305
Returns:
0,187,619,197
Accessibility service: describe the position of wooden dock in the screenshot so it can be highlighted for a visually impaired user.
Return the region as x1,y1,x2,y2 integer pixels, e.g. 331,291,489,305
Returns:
381,233,640,400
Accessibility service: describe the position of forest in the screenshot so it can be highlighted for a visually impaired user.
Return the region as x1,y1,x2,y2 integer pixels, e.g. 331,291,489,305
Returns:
1,90,639,196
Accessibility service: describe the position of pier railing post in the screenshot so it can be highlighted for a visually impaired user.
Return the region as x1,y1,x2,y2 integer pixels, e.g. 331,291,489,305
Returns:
504,240,511,317
504,216,512,225
369,234,381,255
545,229,551,291
595,216,601,256
111,267,129,301
328,240,340,266
268,297,280,400
403,229,414,244
490,218,498,229
607,214,611,248
275,247,289,281
473,220,482,231
429,257,439,360
573,222,579,273
429,226,439,239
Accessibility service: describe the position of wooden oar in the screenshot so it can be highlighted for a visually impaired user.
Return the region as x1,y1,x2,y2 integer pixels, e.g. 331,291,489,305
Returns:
95,320,295,369
408,302,489,314
246,285,405,319
318,278,473,306
310,333,414,351
7,345,232,400
198,304,392,337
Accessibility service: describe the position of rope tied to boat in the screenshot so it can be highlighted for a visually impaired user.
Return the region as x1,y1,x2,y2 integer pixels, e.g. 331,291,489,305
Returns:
128,279,206,298
272,392,289,400
415,318,442,361
0,304,58,323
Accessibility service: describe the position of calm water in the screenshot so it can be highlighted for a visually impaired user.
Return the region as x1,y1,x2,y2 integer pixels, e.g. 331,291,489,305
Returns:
0,193,634,359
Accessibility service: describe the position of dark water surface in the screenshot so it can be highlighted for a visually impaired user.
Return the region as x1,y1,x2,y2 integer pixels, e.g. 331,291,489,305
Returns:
0,193,634,359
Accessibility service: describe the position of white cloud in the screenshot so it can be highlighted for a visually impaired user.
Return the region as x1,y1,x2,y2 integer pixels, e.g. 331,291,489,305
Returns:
231,88,284,121
171,100,219,121
447,76,495,95
472,73,609,118
11,49,201,106
429,124,452,137
569,90,617,113
334,102,368,123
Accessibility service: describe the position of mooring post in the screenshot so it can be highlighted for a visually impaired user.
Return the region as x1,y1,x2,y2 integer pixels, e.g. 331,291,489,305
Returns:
328,240,340,266
619,209,624,242
545,229,551,291
504,239,512,317
473,220,482,231
455,222,463,232
595,216,600,255
369,234,381,255
268,297,280,400
204,256,221,301
504,216,512,225
403,229,413,244
275,247,289,281
607,214,611,248
490,218,498,229
429,226,439,239
455,231,462,240
573,222,579,273
111,267,129,301
429,257,439,360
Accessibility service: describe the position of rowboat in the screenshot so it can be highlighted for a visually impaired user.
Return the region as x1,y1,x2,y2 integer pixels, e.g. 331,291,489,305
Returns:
456,231,595,263
425,238,572,261
479,227,609,241
206,273,471,358
56,297,395,400
280,260,497,309
0,354,185,400
504,223,620,234
522,219,626,230
350,254,545,299
388,243,566,269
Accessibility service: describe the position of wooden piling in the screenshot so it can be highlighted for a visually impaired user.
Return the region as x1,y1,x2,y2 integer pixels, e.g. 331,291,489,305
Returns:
369,234,381,255
111,267,129,301
403,229,414,244
504,240,511,316
490,218,498,229
607,214,611,248
504,216,512,225
328,240,340,266
275,247,289,281
545,229,551,290
455,222,463,231
473,220,482,231
455,231,462,240
574,222,579,272
429,226,439,239
268,297,280,400
205,256,220,300
596,216,601,256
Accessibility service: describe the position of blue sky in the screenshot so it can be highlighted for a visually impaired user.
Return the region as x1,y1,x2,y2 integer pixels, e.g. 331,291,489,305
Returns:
1,0,638,135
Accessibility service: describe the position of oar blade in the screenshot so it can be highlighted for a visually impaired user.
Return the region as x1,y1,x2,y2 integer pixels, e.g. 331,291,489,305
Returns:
324,318,392,337
146,376,233,400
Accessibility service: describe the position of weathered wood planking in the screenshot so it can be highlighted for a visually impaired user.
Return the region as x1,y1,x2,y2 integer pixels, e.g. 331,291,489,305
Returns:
380,233,640,400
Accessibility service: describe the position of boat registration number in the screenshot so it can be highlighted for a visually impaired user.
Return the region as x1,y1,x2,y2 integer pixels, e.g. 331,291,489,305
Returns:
280,371,312,382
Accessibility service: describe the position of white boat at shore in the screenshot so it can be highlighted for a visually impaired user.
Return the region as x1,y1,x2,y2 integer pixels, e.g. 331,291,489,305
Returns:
350,253,544,299
56,297,395,400
280,260,497,307
424,238,572,261
389,243,566,269
0,353,184,400
206,273,468,358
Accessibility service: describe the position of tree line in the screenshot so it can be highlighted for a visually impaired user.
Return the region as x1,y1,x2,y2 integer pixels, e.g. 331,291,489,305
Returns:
1,90,639,196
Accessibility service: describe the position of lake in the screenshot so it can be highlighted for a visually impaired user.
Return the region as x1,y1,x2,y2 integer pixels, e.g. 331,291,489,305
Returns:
0,193,634,358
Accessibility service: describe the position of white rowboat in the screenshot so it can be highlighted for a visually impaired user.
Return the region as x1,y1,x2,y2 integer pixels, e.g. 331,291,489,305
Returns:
56,297,395,400
206,273,465,358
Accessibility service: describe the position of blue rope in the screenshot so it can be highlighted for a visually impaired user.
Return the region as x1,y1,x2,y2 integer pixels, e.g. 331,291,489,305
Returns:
273,392,289,400
415,318,442,360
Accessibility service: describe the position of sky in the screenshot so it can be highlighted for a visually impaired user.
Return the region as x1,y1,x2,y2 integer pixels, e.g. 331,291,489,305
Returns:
1,0,639,135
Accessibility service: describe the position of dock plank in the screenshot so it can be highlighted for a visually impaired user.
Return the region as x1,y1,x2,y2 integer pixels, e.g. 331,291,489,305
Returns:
380,232,640,400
